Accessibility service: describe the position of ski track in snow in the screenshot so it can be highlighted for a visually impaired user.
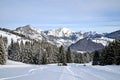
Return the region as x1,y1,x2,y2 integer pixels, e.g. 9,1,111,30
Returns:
91,66,120,74
77,66,106,80
71,64,120,80
66,66,83,80
67,65,106,80
59,66,78,80
0,64,120,80
0,66,47,80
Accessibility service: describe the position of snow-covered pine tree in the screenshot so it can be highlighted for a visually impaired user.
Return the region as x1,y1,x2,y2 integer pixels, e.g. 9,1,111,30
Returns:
0,37,7,65
73,52,83,63
31,41,42,64
20,40,24,62
2,37,8,52
42,51,47,64
12,41,21,61
23,41,34,64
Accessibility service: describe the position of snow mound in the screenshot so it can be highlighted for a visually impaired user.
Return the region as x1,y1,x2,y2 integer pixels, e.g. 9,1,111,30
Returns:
6,60,26,65
0,60,30,68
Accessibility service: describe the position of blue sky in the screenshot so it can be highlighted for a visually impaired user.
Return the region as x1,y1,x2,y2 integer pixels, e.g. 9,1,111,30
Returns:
0,0,120,33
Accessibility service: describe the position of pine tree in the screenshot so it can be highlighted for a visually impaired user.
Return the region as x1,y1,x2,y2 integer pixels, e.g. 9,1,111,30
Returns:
42,52,47,64
99,49,106,65
66,47,72,63
11,41,21,61
105,43,115,65
8,40,21,61
99,40,120,65
8,39,14,59
20,40,24,62
0,38,6,65
59,45,67,66
74,53,83,63
2,37,8,51
92,51,100,65
23,41,34,64
113,40,120,65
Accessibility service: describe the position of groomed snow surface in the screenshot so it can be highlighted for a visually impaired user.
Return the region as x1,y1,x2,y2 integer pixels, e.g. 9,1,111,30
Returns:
0,60,120,80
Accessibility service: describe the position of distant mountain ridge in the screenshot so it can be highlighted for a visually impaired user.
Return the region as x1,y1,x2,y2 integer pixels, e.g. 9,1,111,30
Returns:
105,30,120,40
1,25,119,53
14,25,104,47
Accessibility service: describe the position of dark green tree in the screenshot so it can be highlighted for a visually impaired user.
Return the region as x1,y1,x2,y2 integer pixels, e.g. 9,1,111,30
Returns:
66,47,72,63
92,51,100,65
59,45,67,66
113,40,120,65
99,40,120,65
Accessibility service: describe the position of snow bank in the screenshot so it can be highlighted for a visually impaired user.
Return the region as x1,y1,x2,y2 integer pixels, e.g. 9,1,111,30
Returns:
0,60,30,68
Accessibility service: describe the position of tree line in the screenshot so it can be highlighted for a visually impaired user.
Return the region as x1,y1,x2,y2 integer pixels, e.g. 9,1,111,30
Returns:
0,36,7,64
92,40,120,65
0,36,92,65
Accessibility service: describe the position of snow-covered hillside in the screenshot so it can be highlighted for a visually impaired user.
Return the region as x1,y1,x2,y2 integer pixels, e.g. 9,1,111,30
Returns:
92,37,114,46
15,25,44,40
0,62,120,80
0,30,29,46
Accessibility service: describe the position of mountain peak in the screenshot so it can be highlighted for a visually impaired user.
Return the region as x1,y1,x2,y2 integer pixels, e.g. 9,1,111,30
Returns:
57,27,73,33
23,24,33,28
45,27,73,37
15,25,42,35
16,25,41,31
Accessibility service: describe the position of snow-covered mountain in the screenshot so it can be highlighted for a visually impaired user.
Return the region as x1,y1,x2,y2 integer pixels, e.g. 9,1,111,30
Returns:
1,25,118,52
14,25,82,47
44,27,74,47
16,25,42,34
44,27,73,37
13,25,115,48
15,25,46,41
44,27,105,47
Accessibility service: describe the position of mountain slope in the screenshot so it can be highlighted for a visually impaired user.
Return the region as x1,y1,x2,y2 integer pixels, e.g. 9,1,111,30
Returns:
0,28,30,46
105,30,120,40
70,38,104,52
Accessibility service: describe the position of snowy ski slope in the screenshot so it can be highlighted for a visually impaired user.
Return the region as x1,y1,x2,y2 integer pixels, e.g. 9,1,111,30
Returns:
0,61,120,80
